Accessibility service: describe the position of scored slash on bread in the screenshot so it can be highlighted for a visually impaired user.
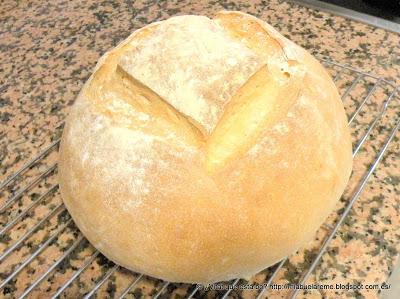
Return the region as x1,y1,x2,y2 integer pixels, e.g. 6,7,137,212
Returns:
85,11,306,171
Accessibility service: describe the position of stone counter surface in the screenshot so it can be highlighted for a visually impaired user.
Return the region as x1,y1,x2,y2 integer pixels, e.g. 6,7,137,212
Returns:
0,0,399,298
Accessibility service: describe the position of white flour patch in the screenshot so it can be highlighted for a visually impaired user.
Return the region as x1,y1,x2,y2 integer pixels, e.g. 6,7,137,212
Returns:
273,122,289,134
248,135,278,157
119,15,263,134
279,160,289,168
287,111,295,118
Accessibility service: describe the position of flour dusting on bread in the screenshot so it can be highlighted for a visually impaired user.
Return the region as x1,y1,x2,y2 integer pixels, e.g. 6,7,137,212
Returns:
118,15,264,135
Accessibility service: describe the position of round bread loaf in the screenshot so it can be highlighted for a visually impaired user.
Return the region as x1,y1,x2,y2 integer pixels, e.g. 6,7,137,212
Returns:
58,11,352,284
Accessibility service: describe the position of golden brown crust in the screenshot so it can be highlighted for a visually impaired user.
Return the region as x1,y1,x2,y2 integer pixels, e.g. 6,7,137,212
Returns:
58,11,352,284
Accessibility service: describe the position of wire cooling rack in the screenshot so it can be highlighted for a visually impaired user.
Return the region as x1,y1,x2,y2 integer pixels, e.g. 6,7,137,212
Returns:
0,59,399,299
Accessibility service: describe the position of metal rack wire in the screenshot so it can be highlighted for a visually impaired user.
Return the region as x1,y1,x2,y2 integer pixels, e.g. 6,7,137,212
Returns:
0,59,399,298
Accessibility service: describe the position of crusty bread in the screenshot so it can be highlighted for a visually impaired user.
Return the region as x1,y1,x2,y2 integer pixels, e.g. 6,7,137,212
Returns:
58,11,352,284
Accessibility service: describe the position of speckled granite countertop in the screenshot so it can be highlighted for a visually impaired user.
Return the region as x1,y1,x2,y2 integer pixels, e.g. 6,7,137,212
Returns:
0,0,399,298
